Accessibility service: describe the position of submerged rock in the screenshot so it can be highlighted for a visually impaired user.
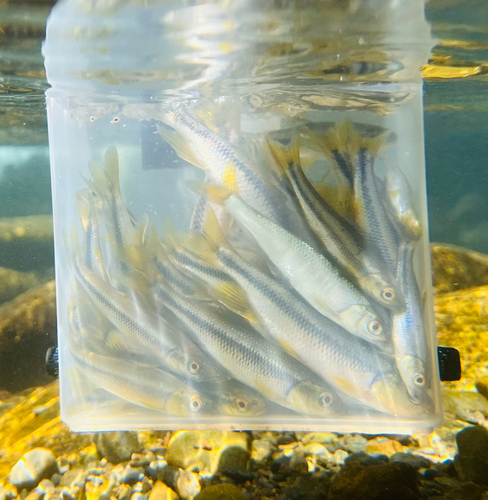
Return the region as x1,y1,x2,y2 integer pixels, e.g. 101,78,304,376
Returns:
95,433,141,466
0,280,56,392
0,267,41,305
9,448,57,490
435,285,488,390
455,426,488,487
431,243,488,294
148,481,178,500
166,432,249,476
328,462,420,500
0,216,53,244
195,484,245,500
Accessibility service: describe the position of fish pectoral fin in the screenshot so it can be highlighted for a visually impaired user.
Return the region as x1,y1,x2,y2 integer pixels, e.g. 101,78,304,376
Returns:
253,379,279,401
313,296,337,317
157,125,203,169
277,338,300,359
331,375,358,397
106,329,128,353
213,281,257,322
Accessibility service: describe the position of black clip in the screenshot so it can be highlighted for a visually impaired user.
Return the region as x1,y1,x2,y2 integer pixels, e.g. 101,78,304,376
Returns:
438,346,461,381
46,346,59,378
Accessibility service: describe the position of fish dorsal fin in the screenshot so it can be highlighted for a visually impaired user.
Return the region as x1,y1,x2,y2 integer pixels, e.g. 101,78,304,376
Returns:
213,281,257,323
157,125,203,169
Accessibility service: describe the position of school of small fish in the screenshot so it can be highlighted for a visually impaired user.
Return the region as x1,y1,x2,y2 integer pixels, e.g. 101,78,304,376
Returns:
64,101,434,420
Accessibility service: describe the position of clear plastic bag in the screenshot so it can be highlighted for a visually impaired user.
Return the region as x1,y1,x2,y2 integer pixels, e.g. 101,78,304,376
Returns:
43,0,442,433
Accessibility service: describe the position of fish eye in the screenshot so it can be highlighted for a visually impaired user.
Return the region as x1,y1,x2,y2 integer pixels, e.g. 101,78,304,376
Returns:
236,399,249,412
368,320,382,335
413,373,425,386
381,288,395,302
188,361,200,374
189,396,202,412
319,392,333,408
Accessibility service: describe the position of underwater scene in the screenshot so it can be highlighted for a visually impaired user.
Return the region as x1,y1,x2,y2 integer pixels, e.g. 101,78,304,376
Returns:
1,0,488,499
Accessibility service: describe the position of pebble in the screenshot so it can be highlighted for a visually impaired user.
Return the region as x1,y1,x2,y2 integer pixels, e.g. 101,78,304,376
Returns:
390,452,432,470
95,433,142,465
166,432,249,476
85,474,114,500
9,448,58,490
331,449,349,466
119,465,145,485
195,483,245,500
328,462,420,500
146,460,168,482
116,485,133,500
251,440,274,465
0,484,17,500
176,470,200,500
345,451,388,466
339,435,368,454
455,425,488,486
148,481,178,500
365,437,403,457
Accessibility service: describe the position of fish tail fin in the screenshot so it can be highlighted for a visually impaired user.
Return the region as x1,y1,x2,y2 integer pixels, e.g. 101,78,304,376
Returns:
157,125,203,169
323,120,360,156
145,225,165,261
357,133,390,156
186,180,234,207
202,206,228,250
118,214,151,273
86,160,110,199
104,146,122,196
267,136,301,175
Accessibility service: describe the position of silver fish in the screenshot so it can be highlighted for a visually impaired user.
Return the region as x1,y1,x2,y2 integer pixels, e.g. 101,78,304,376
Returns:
352,138,399,274
64,227,226,383
194,174,388,346
392,242,430,404
152,279,344,417
268,138,404,312
68,344,214,416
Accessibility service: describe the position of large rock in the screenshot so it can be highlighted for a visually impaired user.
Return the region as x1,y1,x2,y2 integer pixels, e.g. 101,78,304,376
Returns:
9,448,57,490
148,481,179,500
328,462,420,500
431,243,488,294
284,472,329,500
0,280,56,392
166,431,249,476
455,425,488,486
195,484,245,500
0,267,41,305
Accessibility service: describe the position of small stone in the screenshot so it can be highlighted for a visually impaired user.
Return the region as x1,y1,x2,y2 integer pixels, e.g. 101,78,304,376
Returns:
24,491,43,500
36,479,55,496
195,484,245,500
277,434,296,446
328,462,420,500
51,474,62,486
130,493,148,500
85,475,114,500
148,481,179,500
365,437,403,457
390,452,432,470
339,435,368,454
79,445,100,466
160,467,180,492
9,448,58,490
119,465,145,485
95,433,141,465
284,473,329,500
133,478,152,494
0,484,17,500
251,440,274,465
455,425,488,486
116,485,133,500
332,450,349,466
446,482,485,500
176,471,200,500
301,432,339,449
345,452,388,466
146,459,168,482
166,431,249,476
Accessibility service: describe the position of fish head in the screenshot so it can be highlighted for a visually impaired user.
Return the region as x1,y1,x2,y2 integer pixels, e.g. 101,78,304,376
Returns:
166,389,216,417
397,355,429,404
287,381,346,417
358,274,406,312
166,346,227,383
371,374,432,417
348,305,388,346
217,381,267,416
